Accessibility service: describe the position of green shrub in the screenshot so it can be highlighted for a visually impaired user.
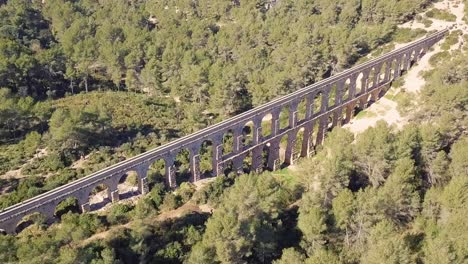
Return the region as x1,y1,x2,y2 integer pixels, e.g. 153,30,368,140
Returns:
160,192,182,212
177,182,196,203
429,51,451,67
107,203,134,225
154,242,183,263
193,174,236,205
441,30,462,50
147,160,166,185
150,183,166,209
22,152,66,175
422,18,433,27
22,131,41,156
126,172,138,186
395,91,414,115
392,78,405,89
44,153,66,172
133,196,157,219
421,69,435,81
426,8,457,22
392,28,427,43
44,168,78,190
58,213,104,242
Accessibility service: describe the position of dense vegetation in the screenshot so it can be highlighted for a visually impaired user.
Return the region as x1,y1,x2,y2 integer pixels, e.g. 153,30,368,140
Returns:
1,0,467,264
0,0,434,209
1,59,467,261
2,0,433,109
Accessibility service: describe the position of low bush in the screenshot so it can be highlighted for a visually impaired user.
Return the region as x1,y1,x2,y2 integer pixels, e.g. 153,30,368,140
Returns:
429,51,451,67
160,192,182,212
392,28,427,43
426,8,457,22
107,203,134,225
441,30,462,50
177,182,196,203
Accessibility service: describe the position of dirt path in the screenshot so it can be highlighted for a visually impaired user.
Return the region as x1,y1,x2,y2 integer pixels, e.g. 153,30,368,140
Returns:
156,201,213,221
345,0,467,135
81,199,213,246
81,176,216,244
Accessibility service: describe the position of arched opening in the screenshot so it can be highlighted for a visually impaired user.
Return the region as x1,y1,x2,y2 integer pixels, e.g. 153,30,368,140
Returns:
261,113,273,139
355,73,364,95
279,134,289,167
365,94,375,108
297,97,308,123
312,121,320,147
353,104,363,118
294,128,305,161
379,63,387,84
419,47,426,59
16,212,47,233
409,50,417,67
401,54,408,73
327,115,334,131
89,183,111,211
342,79,351,102
148,158,166,188
379,84,390,98
242,121,254,148
262,145,269,170
222,129,234,156
118,171,140,200
342,107,349,126
174,149,191,184
390,59,398,79
55,197,80,218
328,83,338,108
368,68,377,89
313,92,323,115
279,104,290,130
200,140,213,177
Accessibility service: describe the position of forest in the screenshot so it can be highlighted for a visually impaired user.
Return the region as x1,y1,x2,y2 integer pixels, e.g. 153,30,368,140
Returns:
0,0,437,209
0,0,467,263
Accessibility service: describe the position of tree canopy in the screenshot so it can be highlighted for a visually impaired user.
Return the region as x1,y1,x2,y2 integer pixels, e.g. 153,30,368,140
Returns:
0,1,466,264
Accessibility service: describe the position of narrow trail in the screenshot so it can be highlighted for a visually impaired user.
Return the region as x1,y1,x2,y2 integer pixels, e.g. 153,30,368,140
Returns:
344,0,467,135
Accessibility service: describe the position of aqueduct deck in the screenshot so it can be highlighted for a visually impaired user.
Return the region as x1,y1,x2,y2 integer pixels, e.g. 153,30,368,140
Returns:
0,29,448,234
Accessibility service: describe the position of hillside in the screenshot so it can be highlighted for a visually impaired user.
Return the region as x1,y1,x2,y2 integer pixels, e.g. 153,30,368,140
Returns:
0,0,436,210
0,0,467,263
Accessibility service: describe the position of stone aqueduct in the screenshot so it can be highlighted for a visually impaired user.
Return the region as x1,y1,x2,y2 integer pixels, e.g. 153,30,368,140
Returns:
0,30,448,234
